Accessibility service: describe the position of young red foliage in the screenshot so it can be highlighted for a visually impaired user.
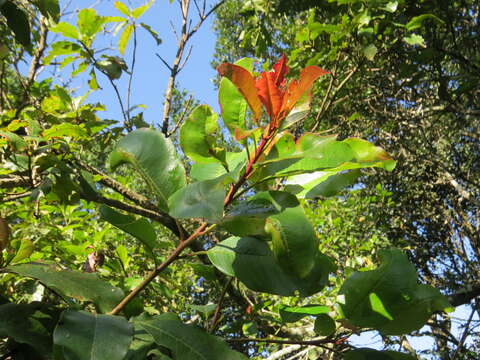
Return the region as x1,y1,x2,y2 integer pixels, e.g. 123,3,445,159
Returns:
217,55,329,129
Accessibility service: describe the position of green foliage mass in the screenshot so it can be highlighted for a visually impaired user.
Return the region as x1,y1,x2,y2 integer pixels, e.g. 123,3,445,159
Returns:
0,0,474,359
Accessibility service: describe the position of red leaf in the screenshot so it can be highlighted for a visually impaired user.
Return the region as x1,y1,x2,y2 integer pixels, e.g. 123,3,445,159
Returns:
280,66,329,118
255,71,284,122
217,63,263,121
272,54,289,87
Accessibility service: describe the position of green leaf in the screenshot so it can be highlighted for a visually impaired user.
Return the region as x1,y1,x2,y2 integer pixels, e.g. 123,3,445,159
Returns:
36,0,60,22
50,22,79,39
363,44,378,61
218,57,254,134
136,313,247,360
43,123,88,140
260,134,395,184
207,236,334,296
109,128,186,212
53,310,133,360
180,105,223,164
0,302,60,357
406,14,445,31
190,162,226,181
286,170,360,199
44,41,81,64
89,69,99,90
140,22,162,45
314,313,336,336
8,238,34,264
77,8,105,38
99,205,159,253
0,1,31,47
168,177,226,223
404,34,425,47
221,191,299,237
6,263,125,313
266,205,318,278
279,305,329,323
190,304,217,316
344,348,416,360
114,1,130,17
132,0,152,19
119,24,133,55
339,249,452,335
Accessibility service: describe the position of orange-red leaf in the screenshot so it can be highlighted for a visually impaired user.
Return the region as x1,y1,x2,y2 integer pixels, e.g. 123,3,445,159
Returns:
256,71,284,122
281,66,329,117
217,63,262,121
272,54,289,87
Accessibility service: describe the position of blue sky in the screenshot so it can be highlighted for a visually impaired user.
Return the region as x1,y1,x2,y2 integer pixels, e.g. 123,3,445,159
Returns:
56,0,221,126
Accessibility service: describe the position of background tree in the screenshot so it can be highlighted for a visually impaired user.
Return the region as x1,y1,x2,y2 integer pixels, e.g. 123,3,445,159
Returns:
213,0,480,357
0,0,473,359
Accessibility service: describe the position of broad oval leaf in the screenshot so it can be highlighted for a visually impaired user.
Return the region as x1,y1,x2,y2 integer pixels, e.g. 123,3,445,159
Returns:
180,105,223,164
221,191,299,237
339,249,452,335
219,58,254,135
6,263,124,313
266,205,318,278
77,8,105,38
53,310,133,360
109,128,186,212
99,205,159,253
168,177,226,223
279,304,329,323
207,236,334,296
135,313,247,360
313,313,336,336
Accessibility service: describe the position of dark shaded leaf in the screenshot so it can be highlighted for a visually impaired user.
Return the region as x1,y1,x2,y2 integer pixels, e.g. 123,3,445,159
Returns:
53,310,133,360
6,263,124,313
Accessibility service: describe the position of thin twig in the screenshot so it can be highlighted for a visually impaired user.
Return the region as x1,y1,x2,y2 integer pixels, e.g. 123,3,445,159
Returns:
208,277,233,332
166,95,194,137
79,41,129,128
452,306,476,360
108,222,213,315
126,25,138,126
161,0,227,136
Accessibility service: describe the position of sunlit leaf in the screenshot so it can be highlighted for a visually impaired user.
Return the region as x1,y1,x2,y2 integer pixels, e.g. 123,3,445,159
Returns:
114,1,130,17
180,105,223,164
168,177,226,223
109,128,186,212
279,305,329,323
217,63,263,121
77,8,105,38
119,23,133,55
280,66,329,119
339,249,452,335
50,22,79,39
